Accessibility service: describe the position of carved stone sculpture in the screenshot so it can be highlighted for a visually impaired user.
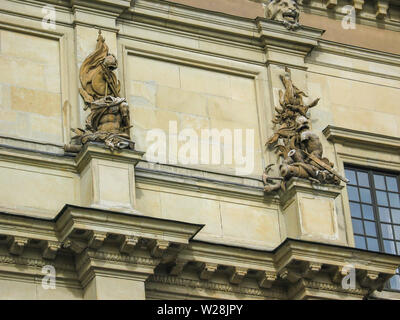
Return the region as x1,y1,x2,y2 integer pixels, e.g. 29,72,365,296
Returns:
263,67,348,192
263,0,302,30
65,30,134,153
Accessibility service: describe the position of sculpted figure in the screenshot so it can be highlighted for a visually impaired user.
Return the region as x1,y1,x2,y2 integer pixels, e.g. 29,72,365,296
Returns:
263,67,347,192
263,0,302,30
65,30,134,152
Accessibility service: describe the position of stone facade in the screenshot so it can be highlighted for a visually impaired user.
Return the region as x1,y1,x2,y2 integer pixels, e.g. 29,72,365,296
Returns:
0,0,399,300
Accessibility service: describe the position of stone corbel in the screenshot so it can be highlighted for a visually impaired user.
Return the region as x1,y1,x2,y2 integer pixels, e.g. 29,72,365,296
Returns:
331,265,351,284
199,263,218,280
375,0,389,19
352,0,364,11
42,240,62,260
168,259,189,276
8,236,29,256
119,235,140,254
279,267,302,283
229,267,248,285
359,270,386,291
88,231,107,250
325,0,337,9
302,262,323,279
148,240,170,258
63,238,87,254
258,271,278,288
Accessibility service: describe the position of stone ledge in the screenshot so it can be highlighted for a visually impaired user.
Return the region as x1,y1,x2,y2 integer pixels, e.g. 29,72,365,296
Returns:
0,207,399,299
0,143,273,206
55,204,204,245
279,177,344,207
323,125,400,152
75,143,145,174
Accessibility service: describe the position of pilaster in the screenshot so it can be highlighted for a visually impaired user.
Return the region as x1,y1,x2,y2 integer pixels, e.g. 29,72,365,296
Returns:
77,248,158,300
280,178,345,245
76,143,144,212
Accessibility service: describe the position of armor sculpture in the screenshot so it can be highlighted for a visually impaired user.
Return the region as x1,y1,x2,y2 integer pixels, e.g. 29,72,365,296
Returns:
65,30,134,152
263,67,348,192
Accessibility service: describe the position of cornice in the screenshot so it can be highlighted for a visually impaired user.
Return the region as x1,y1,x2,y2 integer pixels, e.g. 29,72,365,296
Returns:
70,0,131,14
301,0,400,32
323,125,400,153
274,239,400,275
0,142,278,206
147,274,286,299
86,249,159,267
0,211,57,242
180,241,275,272
55,205,204,245
0,208,399,299
307,41,400,82
126,0,258,42
135,162,278,205
75,247,160,286
0,145,76,173
257,17,324,44
316,40,400,67
3,0,400,63
288,278,367,299
0,254,75,272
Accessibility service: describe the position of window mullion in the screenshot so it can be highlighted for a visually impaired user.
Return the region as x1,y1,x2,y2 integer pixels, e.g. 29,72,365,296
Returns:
368,169,384,253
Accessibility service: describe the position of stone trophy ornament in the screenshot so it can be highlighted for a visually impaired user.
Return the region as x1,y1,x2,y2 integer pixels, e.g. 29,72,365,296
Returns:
263,0,302,30
263,67,348,192
64,30,134,153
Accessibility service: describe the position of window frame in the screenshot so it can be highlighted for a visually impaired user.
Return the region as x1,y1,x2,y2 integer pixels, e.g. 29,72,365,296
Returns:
345,165,400,291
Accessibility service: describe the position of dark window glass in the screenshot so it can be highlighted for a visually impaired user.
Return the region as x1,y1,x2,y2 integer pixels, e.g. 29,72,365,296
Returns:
360,188,372,203
352,219,364,234
347,186,359,201
364,221,376,237
388,193,400,208
384,240,396,254
354,235,366,249
392,209,400,224
394,226,400,240
366,238,379,252
374,175,386,190
357,172,369,187
379,207,391,223
386,177,398,192
381,224,393,239
362,204,374,220
376,191,388,206
350,202,361,218
345,166,400,291
345,169,357,185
